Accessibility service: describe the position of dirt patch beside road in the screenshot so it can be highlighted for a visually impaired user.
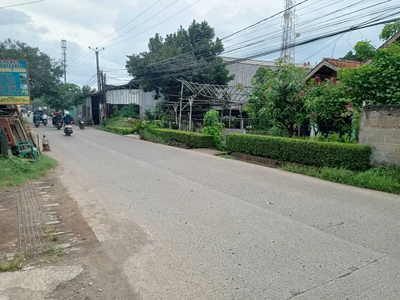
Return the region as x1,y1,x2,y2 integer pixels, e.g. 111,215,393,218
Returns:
0,168,137,299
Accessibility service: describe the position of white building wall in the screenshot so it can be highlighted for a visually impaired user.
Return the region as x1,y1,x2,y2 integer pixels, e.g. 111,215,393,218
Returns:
106,89,163,115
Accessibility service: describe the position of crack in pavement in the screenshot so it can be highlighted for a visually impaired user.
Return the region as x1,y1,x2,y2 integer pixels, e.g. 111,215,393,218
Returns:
286,256,387,299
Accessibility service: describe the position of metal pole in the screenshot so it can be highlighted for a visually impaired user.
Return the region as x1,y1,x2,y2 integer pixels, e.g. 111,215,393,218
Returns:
61,39,67,84
179,82,183,130
188,97,193,132
229,107,232,128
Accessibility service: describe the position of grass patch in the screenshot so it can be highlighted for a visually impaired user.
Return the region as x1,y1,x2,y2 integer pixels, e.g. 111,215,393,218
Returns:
0,155,57,188
0,256,24,272
281,164,400,194
44,245,65,257
104,116,134,128
219,154,236,160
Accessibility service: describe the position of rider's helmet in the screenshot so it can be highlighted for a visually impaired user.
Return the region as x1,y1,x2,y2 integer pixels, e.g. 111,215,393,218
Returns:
65,111,70,115
56,111,60,115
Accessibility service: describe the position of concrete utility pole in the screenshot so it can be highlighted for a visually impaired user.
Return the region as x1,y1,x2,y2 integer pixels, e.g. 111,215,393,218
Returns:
61,39,67,83
178,81,183,130
281,0,296,63
88,46,105,92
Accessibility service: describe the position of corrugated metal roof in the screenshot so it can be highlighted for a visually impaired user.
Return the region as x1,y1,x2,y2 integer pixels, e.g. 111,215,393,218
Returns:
222,57,313,87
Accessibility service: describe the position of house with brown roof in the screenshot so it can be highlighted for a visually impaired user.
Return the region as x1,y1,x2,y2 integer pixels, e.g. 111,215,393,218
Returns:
306,30,400,82
305,58,361,82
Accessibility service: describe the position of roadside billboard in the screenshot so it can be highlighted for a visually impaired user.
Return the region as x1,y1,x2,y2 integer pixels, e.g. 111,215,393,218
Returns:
0,59,31,105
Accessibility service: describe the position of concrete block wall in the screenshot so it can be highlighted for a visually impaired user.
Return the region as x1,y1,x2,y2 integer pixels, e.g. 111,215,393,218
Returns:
359,105,400,166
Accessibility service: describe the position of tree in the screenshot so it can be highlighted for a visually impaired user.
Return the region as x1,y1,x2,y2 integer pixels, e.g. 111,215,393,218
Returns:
341,50,361,62
248,61,307,137
353,40,376,60
202,110,224,149
0,39,63,99
303,80,352,133
380,21,400,41
126,20,233,100
338,43,400,105
341,41,376,61
43,83,84,110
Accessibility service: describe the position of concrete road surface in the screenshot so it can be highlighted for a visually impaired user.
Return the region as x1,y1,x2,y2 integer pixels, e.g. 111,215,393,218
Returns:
34,123,400,299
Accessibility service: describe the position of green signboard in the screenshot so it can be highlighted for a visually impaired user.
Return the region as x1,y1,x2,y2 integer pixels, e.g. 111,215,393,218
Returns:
0,59,31,105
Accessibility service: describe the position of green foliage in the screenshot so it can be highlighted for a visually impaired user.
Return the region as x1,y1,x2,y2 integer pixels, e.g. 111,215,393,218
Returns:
247,61,307,136
314,132,353,143
43,83,84,110
281,164,400,194
353,40,376,61
341,40,376,62
112,104,139,118
203,110,219,126
202,110,224,149
303,80,352,131
104,126,135,135
126,20,233,100
104,116,143,133
0,155,57,188
338,43,400,105
0,256,24,272
341,50,362,62
380,21,400,41
140,128,214,149
6,156,32,173
226,134,371,170
0,39,63,100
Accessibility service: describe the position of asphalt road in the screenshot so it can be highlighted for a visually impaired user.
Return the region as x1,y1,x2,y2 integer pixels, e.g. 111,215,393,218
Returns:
33,122,400,300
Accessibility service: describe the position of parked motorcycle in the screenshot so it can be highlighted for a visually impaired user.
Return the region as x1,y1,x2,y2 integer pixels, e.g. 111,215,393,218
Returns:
64,124,73,136
78,118,85,130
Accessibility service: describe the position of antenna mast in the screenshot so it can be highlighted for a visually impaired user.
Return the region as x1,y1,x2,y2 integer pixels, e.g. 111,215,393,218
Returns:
281,0,296,63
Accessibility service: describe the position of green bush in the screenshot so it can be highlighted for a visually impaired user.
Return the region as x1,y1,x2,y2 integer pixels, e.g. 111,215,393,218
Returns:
104,126,135,135
140,128,214,149
202,110,225,150
226,134,371,170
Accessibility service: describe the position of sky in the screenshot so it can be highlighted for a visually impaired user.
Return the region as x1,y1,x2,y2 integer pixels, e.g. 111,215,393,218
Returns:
0,0,396,88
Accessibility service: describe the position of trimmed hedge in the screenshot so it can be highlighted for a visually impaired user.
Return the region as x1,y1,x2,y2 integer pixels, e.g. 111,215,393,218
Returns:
105,126,135,135
226,134,371,171
141,128,215,149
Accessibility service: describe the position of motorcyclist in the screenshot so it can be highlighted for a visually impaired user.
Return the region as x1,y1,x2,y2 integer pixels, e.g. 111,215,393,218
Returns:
41,112,48,121
63,111,73,126
33,111,41,123
53,111,63,126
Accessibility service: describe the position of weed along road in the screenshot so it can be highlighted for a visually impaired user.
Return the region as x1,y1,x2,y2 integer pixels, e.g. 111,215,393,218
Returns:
36,124,400,300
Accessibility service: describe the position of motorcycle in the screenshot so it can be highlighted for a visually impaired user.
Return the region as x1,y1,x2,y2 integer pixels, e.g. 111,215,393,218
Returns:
56,121,63,130
42,118,48,126
34,120,40,128
78,118,85,130
64,124,73,136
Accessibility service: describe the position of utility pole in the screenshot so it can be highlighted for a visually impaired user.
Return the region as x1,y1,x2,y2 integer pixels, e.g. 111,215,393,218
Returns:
89,46,105,92
178,81,183,130
61,39,67,83
281,0,296,63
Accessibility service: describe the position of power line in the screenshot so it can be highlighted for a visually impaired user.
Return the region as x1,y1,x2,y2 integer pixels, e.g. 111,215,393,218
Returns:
91,0,164,47
100,0,179,47
106,0,202,48
0,0,44,9
68,54,95,73
120,15,400,86
146,0,396,71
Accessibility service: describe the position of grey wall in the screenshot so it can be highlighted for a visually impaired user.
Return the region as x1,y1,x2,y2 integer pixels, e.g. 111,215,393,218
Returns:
359,105,400,166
